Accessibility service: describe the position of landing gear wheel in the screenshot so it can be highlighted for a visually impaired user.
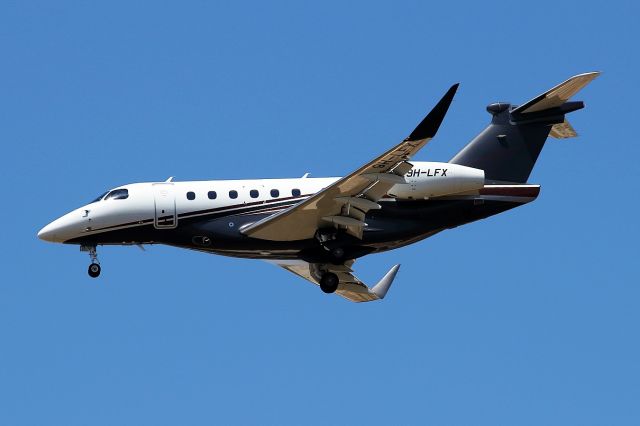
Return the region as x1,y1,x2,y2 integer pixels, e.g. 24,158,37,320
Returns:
319,272,339,294
82,245,101,278
88,263,101,278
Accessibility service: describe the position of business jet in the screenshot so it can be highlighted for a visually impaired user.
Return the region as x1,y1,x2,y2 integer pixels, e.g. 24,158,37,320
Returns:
38,72,599,302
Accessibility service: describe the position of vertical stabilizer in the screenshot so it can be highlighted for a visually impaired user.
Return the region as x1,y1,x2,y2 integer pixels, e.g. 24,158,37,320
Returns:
450,72,599,182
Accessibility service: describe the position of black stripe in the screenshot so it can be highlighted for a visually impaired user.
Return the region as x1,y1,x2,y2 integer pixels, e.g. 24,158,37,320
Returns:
88,196,310,233
176,195,310,219
90,218,155,232
181,202,294,221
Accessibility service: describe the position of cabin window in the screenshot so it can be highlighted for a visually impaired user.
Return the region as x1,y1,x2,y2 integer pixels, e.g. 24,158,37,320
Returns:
292,188,301,197
208,191,217,200
270,189,279,198
229,190,238,199
105,189,129,200
186,191,196,200
250,189,259,198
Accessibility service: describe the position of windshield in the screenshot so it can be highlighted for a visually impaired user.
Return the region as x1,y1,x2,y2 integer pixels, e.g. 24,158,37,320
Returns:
89,191,109,204
104,189,129,200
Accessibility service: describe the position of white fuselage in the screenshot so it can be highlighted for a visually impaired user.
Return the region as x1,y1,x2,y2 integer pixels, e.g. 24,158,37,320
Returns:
38,162,485,244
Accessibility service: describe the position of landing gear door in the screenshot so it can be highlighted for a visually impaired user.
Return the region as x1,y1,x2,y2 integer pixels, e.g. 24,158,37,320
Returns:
153,183,177,229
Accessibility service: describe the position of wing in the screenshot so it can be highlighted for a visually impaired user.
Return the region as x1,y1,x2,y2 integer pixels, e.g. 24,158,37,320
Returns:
241,84,459,241
268,259,400,303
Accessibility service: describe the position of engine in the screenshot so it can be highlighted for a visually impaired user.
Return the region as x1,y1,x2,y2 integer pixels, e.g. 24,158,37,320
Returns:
389,161,485,199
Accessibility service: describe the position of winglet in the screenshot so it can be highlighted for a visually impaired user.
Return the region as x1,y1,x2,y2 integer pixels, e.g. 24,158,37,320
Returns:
371,264,401,299
406,83,459,142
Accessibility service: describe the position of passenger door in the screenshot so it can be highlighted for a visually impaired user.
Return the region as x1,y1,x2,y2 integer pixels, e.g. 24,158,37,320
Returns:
153,183,177,229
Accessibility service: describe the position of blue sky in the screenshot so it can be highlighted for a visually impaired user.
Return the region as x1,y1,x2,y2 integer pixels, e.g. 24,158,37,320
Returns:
1,1,639,424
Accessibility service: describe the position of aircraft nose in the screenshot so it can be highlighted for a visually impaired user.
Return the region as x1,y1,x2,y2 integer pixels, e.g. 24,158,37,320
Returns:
38,220,63,242
38,210,85,243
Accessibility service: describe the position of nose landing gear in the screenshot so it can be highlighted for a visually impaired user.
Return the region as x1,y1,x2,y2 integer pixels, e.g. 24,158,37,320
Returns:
81,245,101,278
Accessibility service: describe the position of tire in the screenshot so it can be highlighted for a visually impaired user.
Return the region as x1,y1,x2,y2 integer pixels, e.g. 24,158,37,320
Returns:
319,272,339,294
88,263,101,278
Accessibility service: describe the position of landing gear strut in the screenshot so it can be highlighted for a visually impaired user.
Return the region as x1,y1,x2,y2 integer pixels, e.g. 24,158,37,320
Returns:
315,229,347,264
81,245,101,278
319,272,339,294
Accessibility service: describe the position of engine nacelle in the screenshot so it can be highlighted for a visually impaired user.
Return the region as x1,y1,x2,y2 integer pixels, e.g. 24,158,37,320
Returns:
389,162,485,199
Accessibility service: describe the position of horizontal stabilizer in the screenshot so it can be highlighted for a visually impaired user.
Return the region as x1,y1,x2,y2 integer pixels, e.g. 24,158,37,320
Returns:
549,119,578,139
512,71,600,114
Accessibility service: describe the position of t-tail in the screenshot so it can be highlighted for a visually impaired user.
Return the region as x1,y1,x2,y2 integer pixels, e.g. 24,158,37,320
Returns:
449,72,600,183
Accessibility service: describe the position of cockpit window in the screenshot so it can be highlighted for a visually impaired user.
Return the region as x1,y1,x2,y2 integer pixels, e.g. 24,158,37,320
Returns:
104,189,129,200
89,191,109,204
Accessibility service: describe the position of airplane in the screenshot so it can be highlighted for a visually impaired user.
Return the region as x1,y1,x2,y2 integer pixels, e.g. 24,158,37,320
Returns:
38,72,599,302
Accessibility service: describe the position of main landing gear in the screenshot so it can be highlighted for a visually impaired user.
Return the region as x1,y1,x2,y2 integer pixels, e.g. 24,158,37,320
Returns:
315,229,347,264
81,245,101,278
319,272,339,294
